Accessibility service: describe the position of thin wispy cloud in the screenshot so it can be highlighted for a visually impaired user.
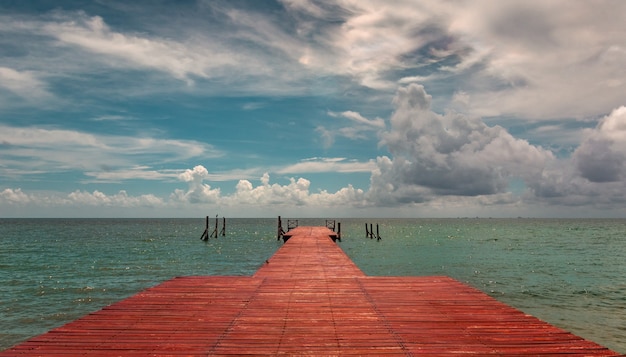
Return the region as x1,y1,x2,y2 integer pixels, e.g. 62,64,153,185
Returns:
0,125,221,177
328,111,385,128
278,157,376,174
0,67,51,101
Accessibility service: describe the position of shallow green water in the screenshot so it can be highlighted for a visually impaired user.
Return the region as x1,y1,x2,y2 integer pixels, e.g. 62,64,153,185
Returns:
1,218,624,353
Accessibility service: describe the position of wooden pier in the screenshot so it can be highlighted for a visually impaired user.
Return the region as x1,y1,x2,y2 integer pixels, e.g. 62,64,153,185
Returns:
2,226,619,356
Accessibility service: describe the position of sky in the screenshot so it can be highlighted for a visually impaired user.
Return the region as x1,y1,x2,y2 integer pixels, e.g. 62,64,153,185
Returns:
1,0,626,218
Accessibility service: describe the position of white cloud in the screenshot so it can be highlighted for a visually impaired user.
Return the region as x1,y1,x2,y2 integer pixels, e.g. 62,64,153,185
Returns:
4,1,625,116
228,172,366,207
83,167,178,183
91,114,134,122
0,187,163,211
0,66,51,100
318,111,386,147
82,166,265,184
43,14,223,84
3,2,626,217
279,0,332,18
0,188,32,204
169,167,367,208
171,165,221,204
67,190,164,207
328,110,385,128
444,0,626,119
0,125,220,178
278,157,376,174
573,106,626,183
324,1,443,89
178,165,210,183
315,126,335,148
242,102,265,111
231,175,311,206
398,74,442,85
372,84,555,204
281,0,626,118
366,85,626,210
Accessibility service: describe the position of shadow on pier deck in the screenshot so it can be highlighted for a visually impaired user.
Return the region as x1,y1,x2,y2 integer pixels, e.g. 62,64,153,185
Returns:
2,226,620,356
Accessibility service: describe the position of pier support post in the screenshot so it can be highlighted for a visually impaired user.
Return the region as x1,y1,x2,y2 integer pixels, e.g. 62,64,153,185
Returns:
277,216,285,240
201,216,209,241
210,215,218,238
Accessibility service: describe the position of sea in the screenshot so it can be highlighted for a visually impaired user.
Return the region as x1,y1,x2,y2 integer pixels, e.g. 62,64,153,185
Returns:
1,218,624,353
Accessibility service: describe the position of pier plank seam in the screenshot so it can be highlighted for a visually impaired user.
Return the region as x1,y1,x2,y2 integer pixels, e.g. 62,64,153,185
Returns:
355,277,411,355
205,276,267,355
1,226,620,356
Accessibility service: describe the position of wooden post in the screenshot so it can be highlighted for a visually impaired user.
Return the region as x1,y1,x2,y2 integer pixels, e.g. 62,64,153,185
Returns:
211,215,218,238
277,216,284,240
365,223,369,238
221,217,226,236
201,216,209,241
376,224,381,241
370,223,374,239
337,222,341,241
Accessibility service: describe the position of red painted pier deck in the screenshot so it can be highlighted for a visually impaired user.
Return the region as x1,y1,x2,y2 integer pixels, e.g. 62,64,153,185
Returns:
2,226,620,356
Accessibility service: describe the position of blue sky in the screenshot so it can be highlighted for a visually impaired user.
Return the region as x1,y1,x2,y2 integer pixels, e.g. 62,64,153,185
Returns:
1,0,626,218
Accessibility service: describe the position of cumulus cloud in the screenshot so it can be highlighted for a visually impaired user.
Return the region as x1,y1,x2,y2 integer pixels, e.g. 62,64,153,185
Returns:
67,190,164,207
0,187,163,210
573,107,626,183
371,84,554,204
0,188,32,204
362,87,626,212
232,173,311,206
230,172,366,207
1,160,371,215
509,106,626,207
168,166,366,208
171,165,221,204
2,2,626,217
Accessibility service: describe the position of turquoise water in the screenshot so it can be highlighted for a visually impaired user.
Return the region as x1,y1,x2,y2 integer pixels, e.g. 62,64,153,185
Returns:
1,218,624,353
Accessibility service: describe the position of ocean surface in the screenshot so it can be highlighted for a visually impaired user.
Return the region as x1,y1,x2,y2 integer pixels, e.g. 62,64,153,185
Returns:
1,218,624,353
